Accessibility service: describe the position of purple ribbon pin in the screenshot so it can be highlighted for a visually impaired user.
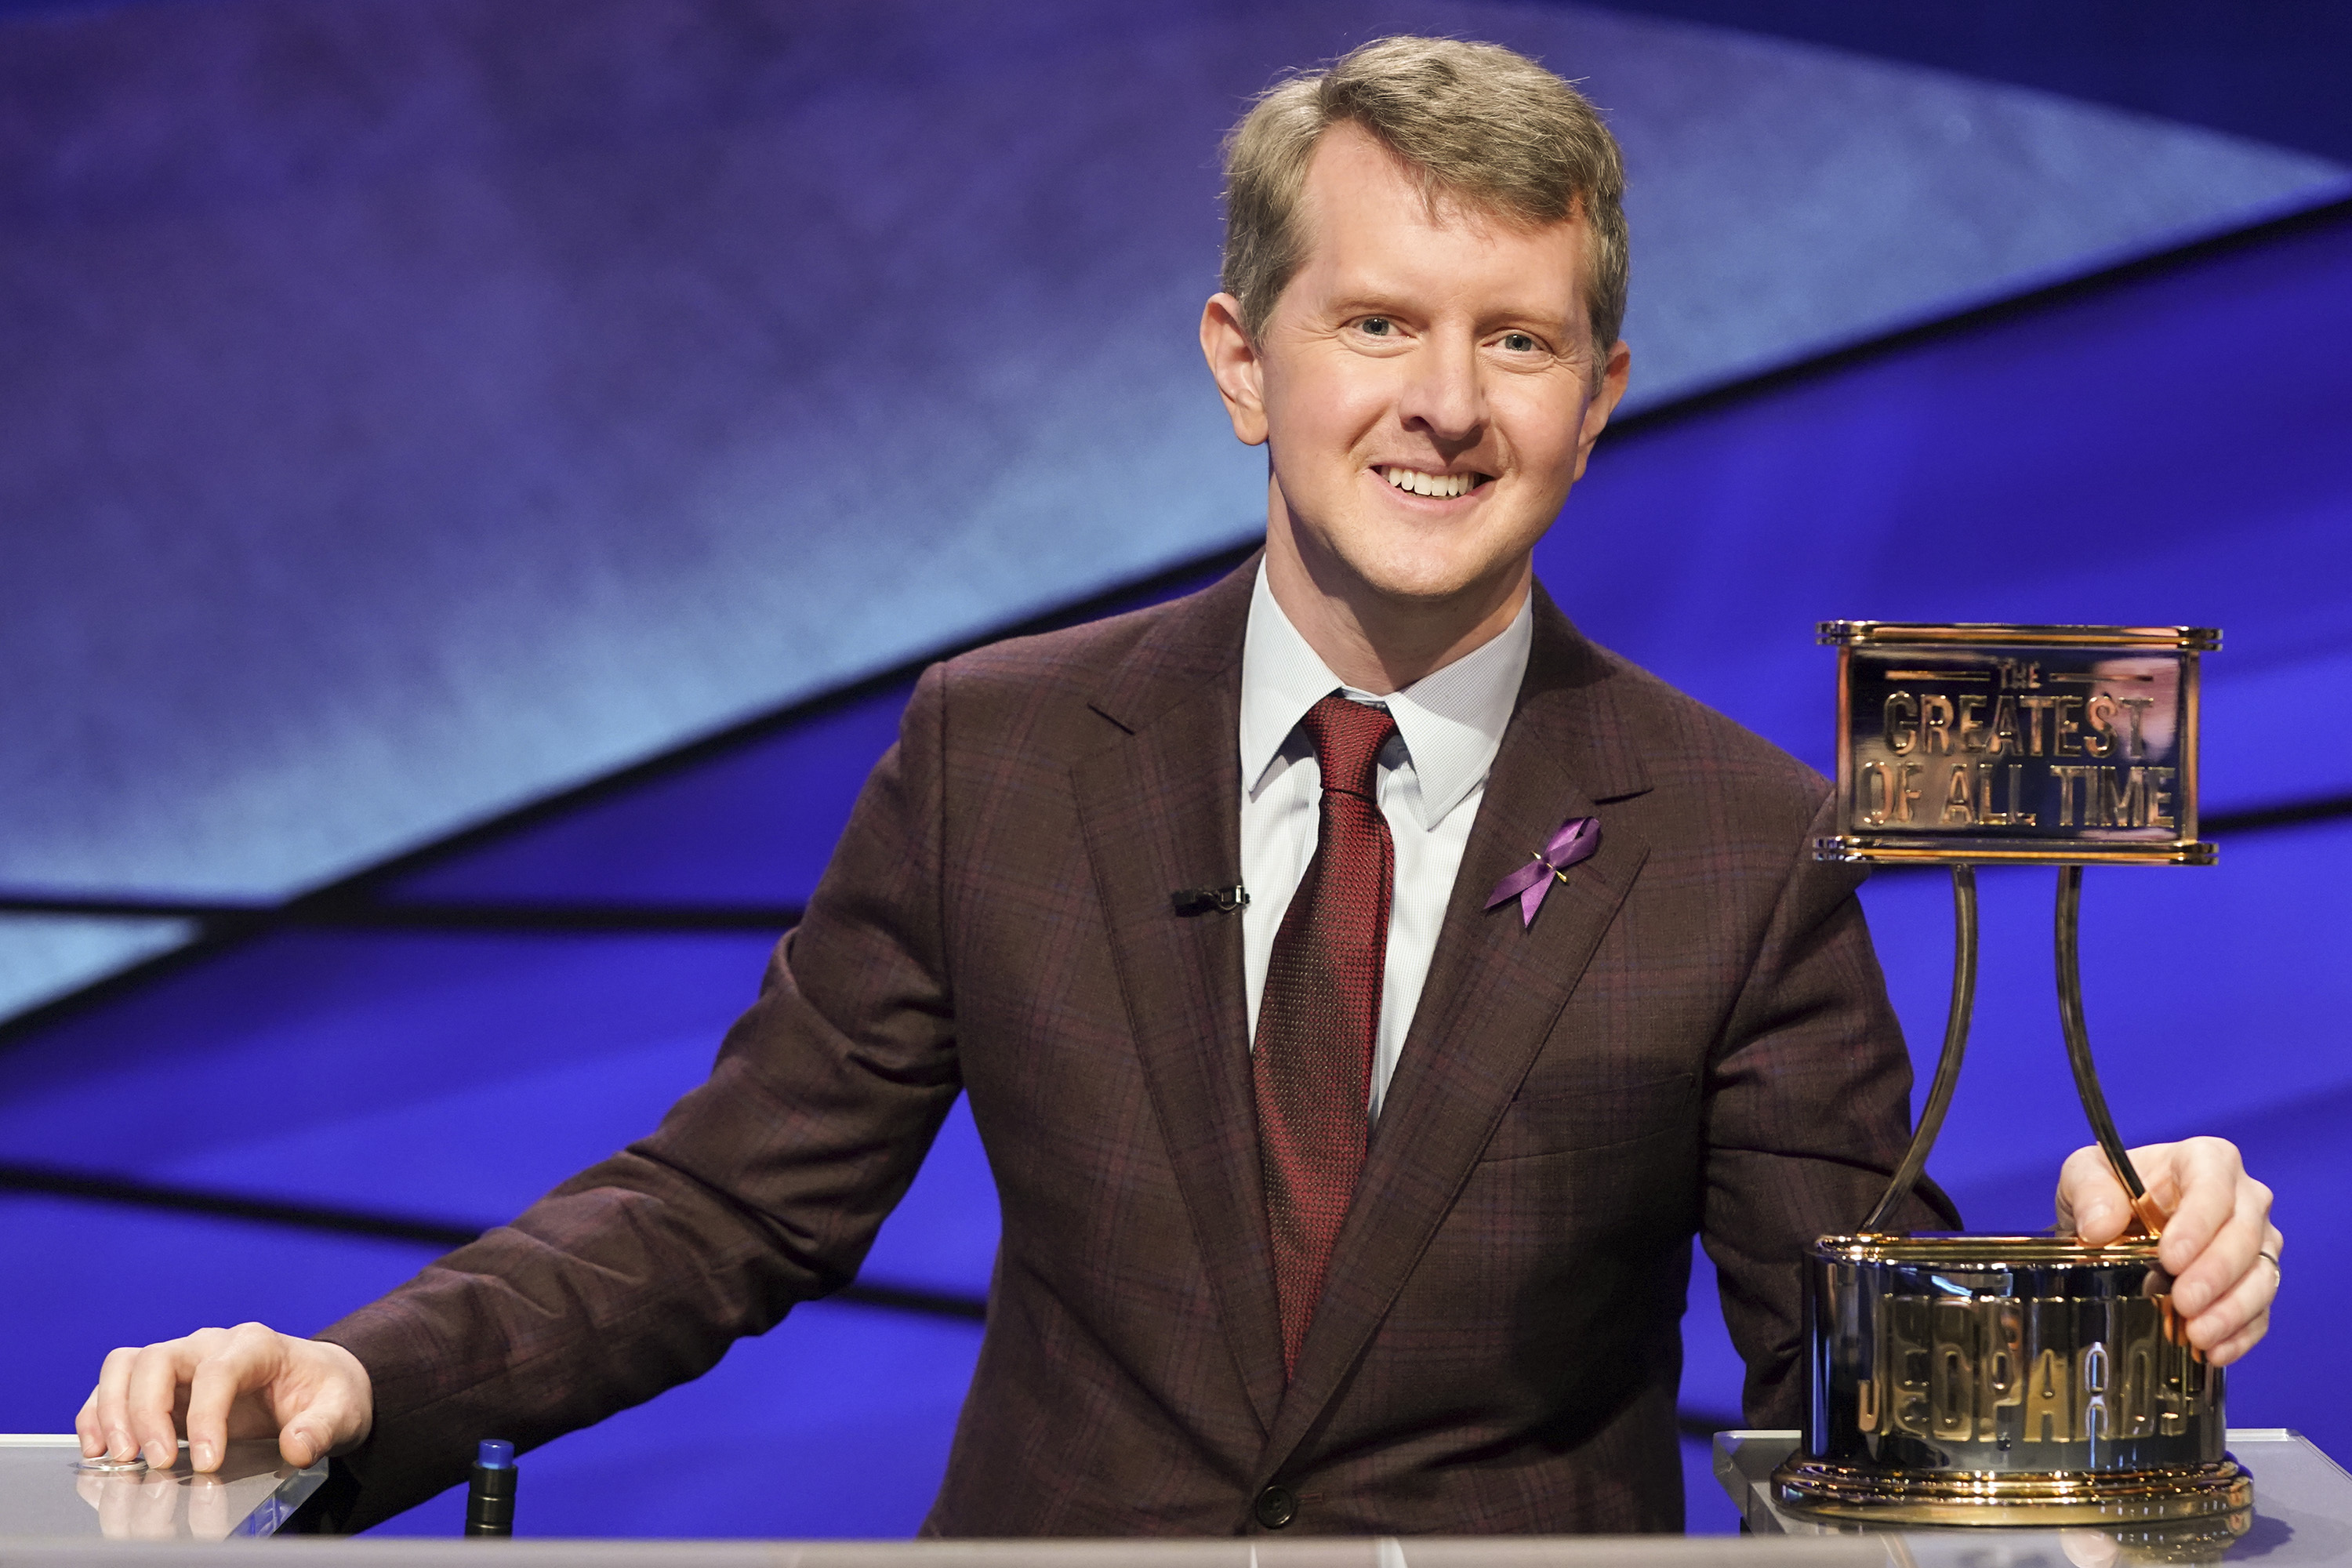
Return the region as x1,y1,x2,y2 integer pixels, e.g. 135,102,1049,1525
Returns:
1484,815,1601,929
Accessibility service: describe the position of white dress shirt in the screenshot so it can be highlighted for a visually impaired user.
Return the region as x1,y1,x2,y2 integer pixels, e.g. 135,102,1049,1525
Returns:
1238,564,1534,1122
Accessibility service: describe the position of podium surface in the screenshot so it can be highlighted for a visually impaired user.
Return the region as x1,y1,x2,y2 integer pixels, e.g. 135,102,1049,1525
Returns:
0,1434,325,1541
2,1428,2349,1563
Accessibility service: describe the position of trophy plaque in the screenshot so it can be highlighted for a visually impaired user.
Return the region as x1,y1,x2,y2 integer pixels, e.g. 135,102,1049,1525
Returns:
1771,622,2252,1535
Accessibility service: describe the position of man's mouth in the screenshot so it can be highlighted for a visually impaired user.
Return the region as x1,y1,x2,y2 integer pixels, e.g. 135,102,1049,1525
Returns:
1377,465,1490,500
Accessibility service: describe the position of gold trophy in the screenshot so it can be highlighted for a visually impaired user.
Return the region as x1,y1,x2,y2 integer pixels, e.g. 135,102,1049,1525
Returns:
1772,623,2252,1541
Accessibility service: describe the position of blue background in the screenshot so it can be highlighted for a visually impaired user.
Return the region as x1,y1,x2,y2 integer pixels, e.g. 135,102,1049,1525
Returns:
1,0,2345,1540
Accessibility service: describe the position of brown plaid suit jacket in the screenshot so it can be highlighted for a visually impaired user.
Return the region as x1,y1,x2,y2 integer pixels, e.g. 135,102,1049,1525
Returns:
310,558,1945,1535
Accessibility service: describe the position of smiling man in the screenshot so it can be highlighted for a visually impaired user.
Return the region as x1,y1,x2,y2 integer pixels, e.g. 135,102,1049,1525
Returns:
83,36,2281,1537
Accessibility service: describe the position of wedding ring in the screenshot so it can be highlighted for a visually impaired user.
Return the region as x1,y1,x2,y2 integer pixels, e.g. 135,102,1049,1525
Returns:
2258,1247,2282,1284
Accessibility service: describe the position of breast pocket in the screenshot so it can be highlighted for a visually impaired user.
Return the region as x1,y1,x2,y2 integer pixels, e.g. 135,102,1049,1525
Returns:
1479,1071,1698,1161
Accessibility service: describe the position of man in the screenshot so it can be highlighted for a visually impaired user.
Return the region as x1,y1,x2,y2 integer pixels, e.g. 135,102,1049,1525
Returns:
82,37,2281,1534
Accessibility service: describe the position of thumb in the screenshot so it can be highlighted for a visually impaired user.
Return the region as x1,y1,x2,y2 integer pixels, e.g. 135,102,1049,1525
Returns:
2057,1145,2131,1243
2072,1197,2129,1245
279,1413,339,1469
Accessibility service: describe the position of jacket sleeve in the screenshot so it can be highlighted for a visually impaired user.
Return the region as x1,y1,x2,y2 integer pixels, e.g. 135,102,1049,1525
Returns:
1699,789,1958,1431
301,663,964,1532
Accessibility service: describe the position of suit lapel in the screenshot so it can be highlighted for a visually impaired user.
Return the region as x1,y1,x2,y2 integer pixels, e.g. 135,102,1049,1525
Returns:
1071,563,1289,1430
1256,588,1654,1477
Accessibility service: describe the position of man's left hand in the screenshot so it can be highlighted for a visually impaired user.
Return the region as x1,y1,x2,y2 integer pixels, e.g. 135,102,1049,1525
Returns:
2056,1138,2279,1366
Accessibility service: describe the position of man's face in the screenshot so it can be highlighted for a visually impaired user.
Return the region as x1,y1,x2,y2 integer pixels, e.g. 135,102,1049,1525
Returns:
1206,123,1628,619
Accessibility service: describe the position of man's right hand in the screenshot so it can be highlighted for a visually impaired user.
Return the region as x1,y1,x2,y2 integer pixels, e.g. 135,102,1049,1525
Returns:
76,1324,373,1475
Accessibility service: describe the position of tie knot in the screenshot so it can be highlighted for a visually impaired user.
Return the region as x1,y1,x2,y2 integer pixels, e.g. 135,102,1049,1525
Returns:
1301,694,1397,797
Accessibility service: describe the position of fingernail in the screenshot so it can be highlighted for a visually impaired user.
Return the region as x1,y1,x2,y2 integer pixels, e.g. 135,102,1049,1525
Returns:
108,1430,134,1461
145,1440,173,1469
2176,1283,2209,1316
2080,1203,2111,1232
192,1441,216,1471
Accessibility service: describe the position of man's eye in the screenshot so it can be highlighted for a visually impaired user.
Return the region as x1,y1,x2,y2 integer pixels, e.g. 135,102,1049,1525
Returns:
1358,317,1394,337
1500,332,1538,353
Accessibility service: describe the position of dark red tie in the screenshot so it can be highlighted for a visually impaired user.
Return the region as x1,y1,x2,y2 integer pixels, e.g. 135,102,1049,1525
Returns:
1253,694,1397,1377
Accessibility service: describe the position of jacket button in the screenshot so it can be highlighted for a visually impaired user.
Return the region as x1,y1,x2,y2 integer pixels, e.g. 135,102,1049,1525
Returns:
1254,1484,1297,1530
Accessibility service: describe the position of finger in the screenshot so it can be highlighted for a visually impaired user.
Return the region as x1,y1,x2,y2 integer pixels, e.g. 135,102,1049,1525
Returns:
2169,1172,2272,1322
2151,1138,2245,1276
2056,1144,2134,1243
2183,1244,2273,1354
183,1324,282,1473
90,1345,146,1463
76,1385,104,1457
125,1340,201,1471
2183,1216,2282,1357
2205,1303,2274,1367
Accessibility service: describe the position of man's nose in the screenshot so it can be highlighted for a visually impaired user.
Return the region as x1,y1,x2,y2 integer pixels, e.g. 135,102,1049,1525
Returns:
1398,335,1486,444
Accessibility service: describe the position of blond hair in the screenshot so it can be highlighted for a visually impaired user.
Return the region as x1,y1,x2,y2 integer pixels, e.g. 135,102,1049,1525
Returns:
1220,36,1628,369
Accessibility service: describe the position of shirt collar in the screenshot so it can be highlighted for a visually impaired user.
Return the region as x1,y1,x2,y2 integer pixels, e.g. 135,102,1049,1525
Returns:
1239,561,1533,832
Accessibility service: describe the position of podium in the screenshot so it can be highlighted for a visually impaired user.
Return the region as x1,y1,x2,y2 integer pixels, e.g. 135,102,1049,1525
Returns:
0,1435,324,1540
4,1427,2349,1562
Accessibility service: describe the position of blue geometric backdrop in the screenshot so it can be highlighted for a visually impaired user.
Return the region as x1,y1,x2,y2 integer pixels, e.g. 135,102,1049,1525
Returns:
1,0,2346,1539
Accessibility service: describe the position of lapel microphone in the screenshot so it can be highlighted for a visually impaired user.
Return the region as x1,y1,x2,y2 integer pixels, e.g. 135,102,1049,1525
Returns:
1171,885,1249,916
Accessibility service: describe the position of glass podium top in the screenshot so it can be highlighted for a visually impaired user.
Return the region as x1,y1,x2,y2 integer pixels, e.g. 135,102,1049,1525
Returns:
0,1434,325,1541
3,1428,2349,1564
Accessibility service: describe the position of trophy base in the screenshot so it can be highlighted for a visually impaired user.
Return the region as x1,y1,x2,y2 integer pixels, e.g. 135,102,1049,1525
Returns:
1772,1454,2254,1528
1786,1233,2246,1534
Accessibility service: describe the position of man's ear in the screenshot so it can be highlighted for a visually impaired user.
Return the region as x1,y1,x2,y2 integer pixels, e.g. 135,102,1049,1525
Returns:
1568,338,1632,484
1200,292,1269,447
